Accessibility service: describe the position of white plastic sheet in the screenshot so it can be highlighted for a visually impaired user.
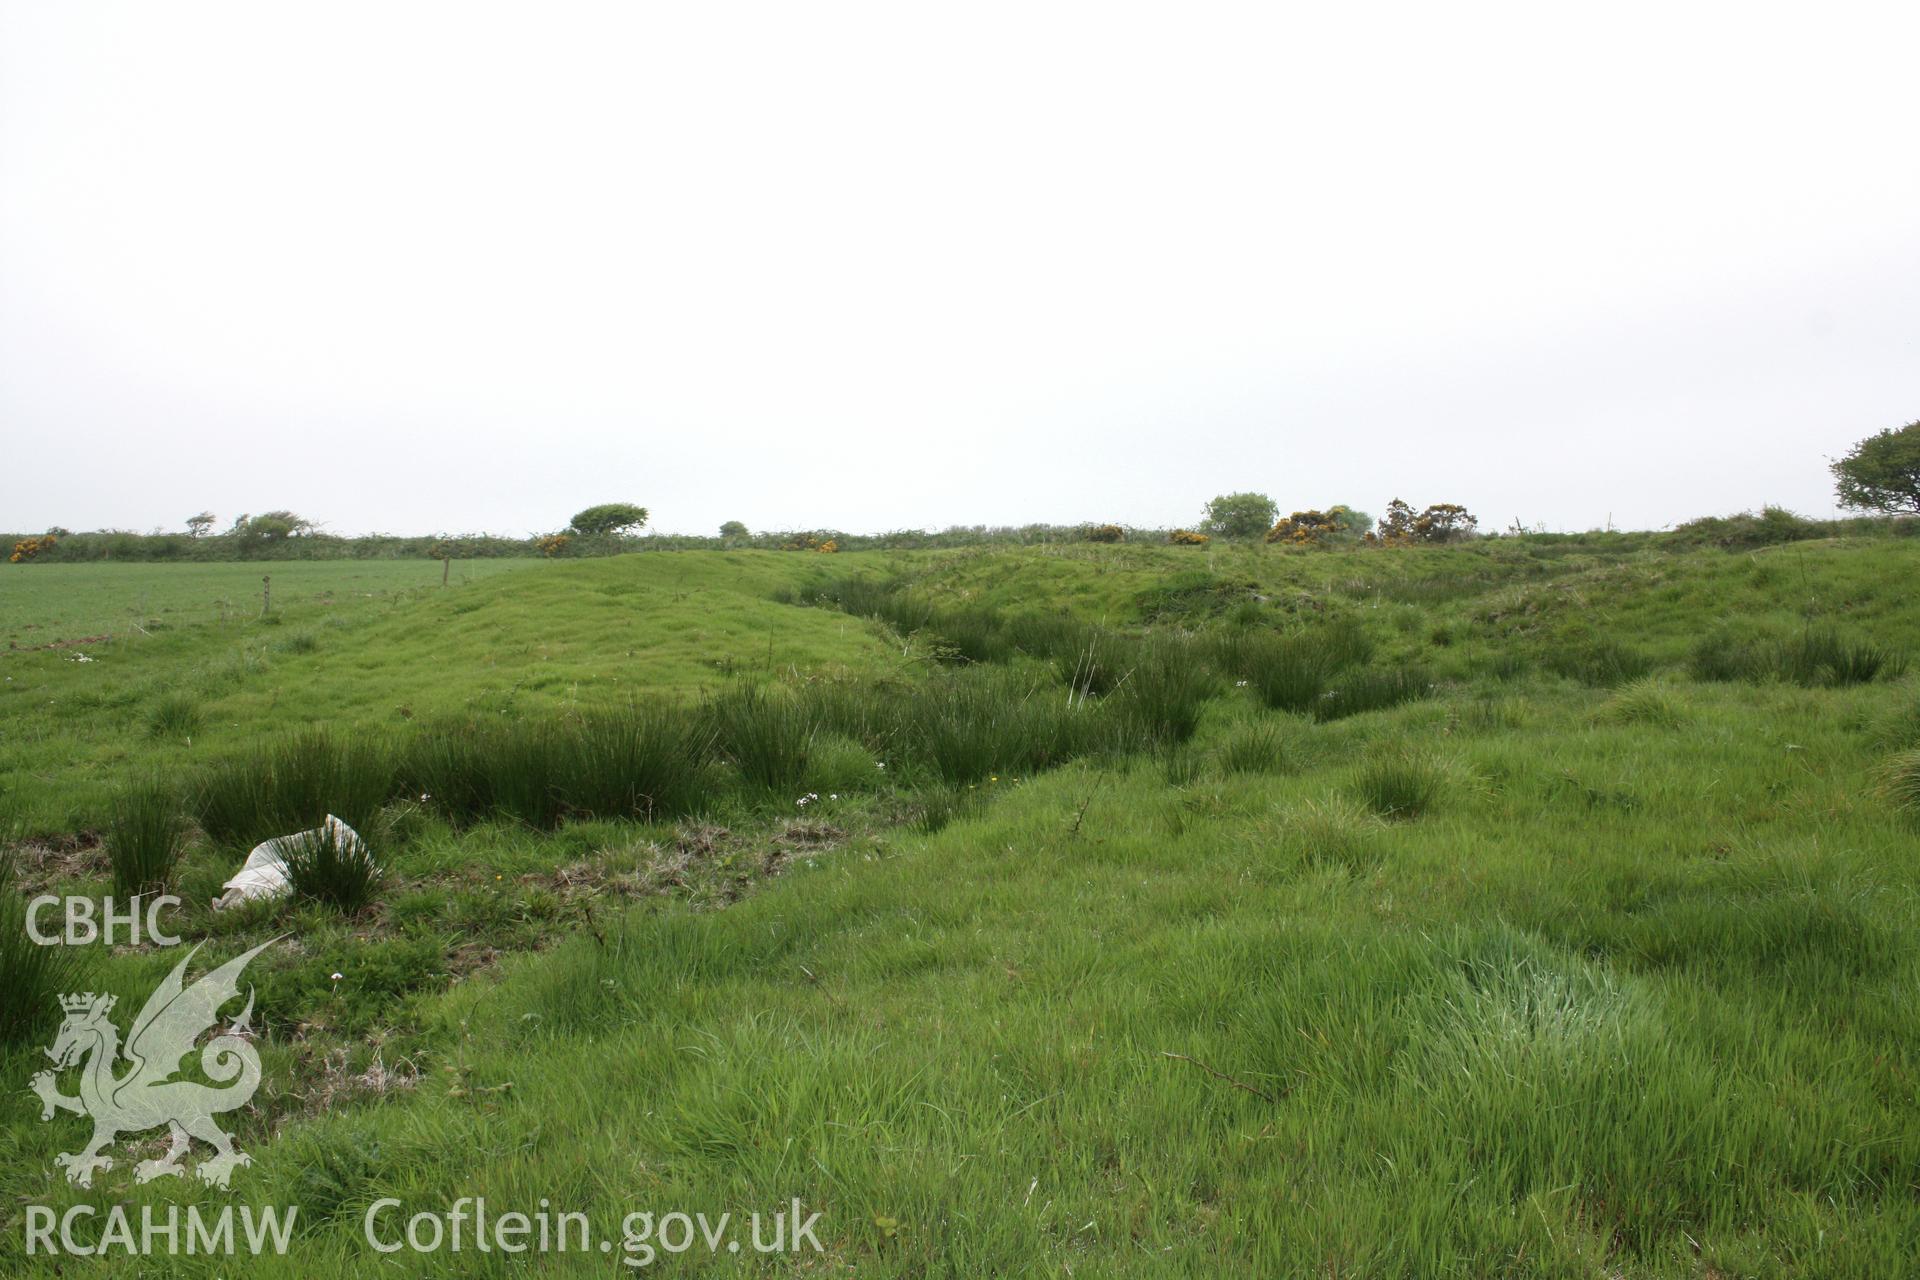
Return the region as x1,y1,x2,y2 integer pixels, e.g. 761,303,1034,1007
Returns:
212,814,368,910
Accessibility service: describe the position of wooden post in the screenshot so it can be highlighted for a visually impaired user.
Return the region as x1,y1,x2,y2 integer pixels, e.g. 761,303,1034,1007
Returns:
442,557,451,587
262,574,271,616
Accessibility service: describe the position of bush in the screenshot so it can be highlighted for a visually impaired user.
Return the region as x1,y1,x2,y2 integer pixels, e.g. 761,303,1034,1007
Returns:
1669,506,1822,549
1266,510,1344,547
0,853,88,1046
279,817,383,912
1085,524,1126,544
105,780,187,896
1367,500,1479,544
1168,529,1210,546
1200,493,1278,542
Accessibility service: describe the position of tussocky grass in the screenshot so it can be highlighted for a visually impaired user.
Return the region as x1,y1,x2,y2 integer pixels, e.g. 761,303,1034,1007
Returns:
4,539,1920,1274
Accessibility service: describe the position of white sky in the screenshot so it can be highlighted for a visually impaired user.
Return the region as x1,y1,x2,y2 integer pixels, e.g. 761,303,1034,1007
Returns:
2,1,1916,537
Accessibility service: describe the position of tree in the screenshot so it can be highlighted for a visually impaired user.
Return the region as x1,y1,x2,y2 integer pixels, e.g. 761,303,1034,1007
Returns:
1832,420,1920,515
1201,493,1279,541
719,520,749,540
568,503,649,537
229,511,312,555
186,512,216,537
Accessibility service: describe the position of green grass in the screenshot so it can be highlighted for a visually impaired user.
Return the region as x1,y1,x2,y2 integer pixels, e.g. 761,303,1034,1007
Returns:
103,778,185,895
5,539,1920,1275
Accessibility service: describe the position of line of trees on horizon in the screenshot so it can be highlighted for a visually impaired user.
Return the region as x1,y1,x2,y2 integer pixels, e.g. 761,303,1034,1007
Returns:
10,420,1918,565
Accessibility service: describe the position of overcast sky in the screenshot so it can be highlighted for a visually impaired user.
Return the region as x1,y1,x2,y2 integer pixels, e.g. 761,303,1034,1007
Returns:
2,2,1916,538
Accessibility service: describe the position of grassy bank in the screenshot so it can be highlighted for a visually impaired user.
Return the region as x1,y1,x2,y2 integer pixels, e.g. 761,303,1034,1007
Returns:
3,539,1919,1275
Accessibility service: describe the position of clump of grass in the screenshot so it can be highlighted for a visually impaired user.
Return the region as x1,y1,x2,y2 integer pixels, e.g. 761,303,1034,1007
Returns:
913,784,979,834
1868,691,1920,750
1880,751,1920,817
1686,629,1769,683
1229,633,1333,713
1214,722,1295,775
1110,635,1217,745
703,686,817,792
805,734,881,794
1775,628,1907,688
105,780,187,895
1348,749,1448,820
194,728,399,846
279,817,382,912
1595,677,1687,728
1267,796,1384,871
0,852,89,1046
144,693,204,741
1313,667,1431,722
1062,627,1140,699
1546,638,1654,687
564,708,716,821
905,671,1099,783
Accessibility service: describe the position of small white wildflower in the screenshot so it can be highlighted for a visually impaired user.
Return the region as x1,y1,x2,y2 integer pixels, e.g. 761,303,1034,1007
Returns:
1235,679,1248,687
828,793,838,800
330,971,344,982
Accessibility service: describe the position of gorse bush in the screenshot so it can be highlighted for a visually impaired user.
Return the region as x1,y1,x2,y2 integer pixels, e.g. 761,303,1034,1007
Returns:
106,779,186,895
0,853,88,1046
279,817,382,912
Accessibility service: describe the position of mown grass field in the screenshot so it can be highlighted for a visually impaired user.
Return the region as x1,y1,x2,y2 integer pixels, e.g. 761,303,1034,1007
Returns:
3,540,1919,1276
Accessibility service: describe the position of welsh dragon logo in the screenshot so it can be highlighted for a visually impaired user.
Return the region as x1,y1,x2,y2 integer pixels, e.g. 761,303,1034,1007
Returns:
30,938,277,1189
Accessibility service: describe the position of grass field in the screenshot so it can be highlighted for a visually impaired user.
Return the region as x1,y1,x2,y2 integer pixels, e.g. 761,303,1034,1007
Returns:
4,540,1919,1276
0,558,542,650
